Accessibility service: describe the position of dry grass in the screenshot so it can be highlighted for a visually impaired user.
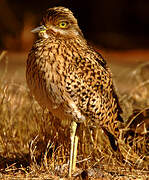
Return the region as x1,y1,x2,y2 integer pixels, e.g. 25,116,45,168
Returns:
0,51,149,179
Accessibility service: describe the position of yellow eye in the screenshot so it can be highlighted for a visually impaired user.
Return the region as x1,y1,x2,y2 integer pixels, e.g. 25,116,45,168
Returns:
58,21,68,28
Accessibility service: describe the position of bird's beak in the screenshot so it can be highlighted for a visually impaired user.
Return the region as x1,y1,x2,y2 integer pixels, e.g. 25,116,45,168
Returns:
31,25,47,33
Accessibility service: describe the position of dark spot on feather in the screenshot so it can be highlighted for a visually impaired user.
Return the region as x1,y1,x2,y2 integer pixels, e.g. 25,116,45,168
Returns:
95,58,107,69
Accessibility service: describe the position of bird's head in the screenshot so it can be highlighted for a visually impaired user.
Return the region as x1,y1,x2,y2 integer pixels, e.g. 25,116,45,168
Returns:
32,7,83,39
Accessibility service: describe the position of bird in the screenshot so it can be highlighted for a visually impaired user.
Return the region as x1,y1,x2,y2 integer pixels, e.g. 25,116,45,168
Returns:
26,6,123,177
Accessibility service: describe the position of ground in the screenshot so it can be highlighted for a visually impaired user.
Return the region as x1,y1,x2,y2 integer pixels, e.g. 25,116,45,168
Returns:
0,49,149,179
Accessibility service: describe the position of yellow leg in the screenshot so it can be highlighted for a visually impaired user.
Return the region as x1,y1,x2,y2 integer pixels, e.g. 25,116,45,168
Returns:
72,135,78,171
68,121,78,177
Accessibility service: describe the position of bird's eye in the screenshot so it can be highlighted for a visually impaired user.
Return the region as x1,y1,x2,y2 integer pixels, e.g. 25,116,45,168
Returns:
58,21,69,28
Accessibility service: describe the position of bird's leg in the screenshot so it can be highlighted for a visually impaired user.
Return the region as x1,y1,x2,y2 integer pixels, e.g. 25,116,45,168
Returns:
68,121,78,177
72,134,78,171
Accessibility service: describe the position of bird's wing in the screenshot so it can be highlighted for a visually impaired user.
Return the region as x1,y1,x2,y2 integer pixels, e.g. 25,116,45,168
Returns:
64,53,123,125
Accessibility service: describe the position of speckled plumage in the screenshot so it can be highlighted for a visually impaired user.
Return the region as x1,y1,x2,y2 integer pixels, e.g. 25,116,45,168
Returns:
26,7,123,145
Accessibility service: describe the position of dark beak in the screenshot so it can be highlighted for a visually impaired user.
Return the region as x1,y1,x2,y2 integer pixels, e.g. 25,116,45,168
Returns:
31,25,46,33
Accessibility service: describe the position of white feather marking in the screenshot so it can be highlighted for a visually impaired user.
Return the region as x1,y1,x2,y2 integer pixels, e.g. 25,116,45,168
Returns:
43,32,49,38
69,102,86,122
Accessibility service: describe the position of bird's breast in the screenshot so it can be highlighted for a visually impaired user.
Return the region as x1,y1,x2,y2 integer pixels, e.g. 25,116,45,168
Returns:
26,42,86,123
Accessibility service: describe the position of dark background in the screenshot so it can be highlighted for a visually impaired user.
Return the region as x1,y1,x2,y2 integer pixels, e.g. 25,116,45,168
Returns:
0,0,149,50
